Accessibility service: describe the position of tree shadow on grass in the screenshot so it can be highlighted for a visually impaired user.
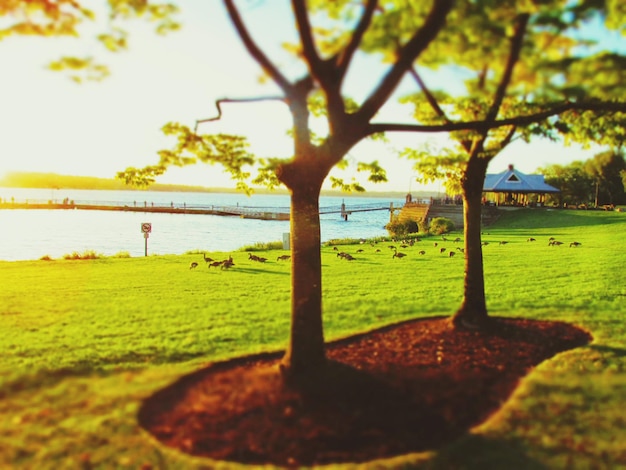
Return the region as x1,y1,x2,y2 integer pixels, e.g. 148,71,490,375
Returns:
426,434,549,470
224,267,290,276
138,316,591,467
588,344,626,358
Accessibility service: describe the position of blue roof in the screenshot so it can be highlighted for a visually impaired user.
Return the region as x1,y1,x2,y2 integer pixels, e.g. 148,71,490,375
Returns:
483,166,559,193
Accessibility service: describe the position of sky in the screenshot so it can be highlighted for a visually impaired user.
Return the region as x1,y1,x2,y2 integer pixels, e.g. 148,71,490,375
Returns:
0,1,620,194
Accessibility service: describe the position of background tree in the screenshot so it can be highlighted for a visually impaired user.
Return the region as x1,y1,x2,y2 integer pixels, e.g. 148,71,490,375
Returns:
0,0,179,81
386,1,626,328
584,150,626,206
540,161,595,206
540,151,626,207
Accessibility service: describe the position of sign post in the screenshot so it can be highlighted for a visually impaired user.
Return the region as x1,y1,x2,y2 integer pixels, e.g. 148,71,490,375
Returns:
141,223,152,256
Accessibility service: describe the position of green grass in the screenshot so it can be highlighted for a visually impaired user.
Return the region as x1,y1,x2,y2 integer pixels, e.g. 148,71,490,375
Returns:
1,208,625,469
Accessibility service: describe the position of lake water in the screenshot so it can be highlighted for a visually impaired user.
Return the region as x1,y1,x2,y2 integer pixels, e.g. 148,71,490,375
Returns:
0,188,405,261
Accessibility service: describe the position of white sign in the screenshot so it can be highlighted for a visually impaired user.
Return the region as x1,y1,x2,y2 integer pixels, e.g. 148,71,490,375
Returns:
141,223,152,233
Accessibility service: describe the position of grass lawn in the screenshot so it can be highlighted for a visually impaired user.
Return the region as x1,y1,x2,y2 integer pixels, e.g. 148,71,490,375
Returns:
0,208,625,469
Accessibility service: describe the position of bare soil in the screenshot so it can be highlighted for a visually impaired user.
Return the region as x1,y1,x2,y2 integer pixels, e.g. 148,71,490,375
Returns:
139,316,591,467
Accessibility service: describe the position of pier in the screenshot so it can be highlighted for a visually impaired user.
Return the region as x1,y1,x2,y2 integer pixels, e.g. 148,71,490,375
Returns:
0,199,397,221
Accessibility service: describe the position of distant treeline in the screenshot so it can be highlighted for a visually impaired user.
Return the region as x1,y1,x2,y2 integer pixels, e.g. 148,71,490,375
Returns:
0,172,215,193
0,172,428,199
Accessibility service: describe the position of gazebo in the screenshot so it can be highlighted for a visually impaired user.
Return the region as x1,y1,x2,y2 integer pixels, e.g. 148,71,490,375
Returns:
483,164,559,207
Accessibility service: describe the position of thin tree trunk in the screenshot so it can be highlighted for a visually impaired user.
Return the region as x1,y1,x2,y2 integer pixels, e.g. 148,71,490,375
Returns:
280,176,326,378
452,157,490,329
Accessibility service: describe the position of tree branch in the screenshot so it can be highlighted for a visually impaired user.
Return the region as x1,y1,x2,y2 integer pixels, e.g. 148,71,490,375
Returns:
292,0,322,73
368,100,626,135
500,125,517,149
408,66,451,123
194,96,285,133
484,13,529,124
356,0,453,124
223,0,293,94
336,0,378,79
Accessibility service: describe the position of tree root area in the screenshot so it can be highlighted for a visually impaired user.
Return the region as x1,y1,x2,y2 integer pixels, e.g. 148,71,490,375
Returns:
139,317,590,467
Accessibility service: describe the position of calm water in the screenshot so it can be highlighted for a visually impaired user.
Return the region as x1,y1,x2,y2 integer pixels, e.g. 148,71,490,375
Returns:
0,188,403,261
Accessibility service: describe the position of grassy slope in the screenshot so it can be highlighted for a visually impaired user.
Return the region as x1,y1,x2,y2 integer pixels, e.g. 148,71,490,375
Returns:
0,209,625,469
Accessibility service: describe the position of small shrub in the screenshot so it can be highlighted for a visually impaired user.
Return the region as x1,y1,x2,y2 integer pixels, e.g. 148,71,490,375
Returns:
184,249,205,255
112,251,131,258
385,219,419,237
62,250,102,260
39,255,53,261
324,237,363,246
429,217,455,235
238,240,283,251
418,218,429,234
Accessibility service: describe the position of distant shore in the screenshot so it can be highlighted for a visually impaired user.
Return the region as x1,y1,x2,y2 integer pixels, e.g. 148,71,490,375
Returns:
0,171,436,200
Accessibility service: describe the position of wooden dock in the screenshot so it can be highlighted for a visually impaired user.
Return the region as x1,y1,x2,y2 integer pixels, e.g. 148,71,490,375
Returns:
0,200,396,221
0,201,291,220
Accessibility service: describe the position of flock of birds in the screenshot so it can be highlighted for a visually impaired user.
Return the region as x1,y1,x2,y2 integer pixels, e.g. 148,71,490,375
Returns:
330,233,583,262
188,234,583,269
332,235,465,261
188,252,291,270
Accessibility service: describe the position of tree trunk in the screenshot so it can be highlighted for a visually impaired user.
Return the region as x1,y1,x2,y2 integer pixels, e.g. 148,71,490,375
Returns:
452,157,490,329
279,165,327,379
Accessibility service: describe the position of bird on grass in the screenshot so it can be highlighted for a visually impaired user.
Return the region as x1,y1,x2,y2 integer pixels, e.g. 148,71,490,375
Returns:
189,262,198,270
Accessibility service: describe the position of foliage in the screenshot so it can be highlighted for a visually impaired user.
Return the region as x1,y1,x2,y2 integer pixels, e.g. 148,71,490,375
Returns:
0,210,625,468
1,0,180,82
385,218,419,237
584,150,626,205
540,160,595,206
390,2,626,196
540,150,626,206
429,217,455,235
118,123,256,192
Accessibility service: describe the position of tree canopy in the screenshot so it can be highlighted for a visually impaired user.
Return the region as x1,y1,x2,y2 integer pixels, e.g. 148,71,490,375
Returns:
1,0,179,81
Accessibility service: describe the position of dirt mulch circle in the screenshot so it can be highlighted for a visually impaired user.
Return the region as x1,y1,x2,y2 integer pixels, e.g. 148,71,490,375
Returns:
139,316,591,467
